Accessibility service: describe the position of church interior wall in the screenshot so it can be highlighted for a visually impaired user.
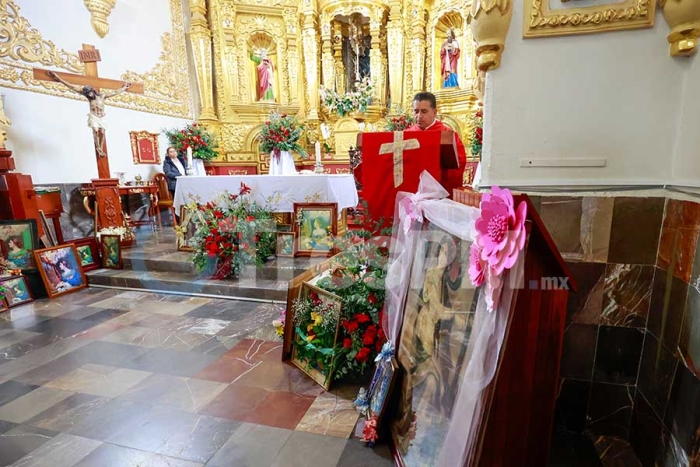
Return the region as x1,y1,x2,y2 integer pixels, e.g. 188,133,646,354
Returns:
483,5,686,188
670,52,700,188
1,0,193,185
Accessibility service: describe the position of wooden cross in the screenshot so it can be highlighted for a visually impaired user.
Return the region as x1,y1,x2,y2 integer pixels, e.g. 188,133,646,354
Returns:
378,131,421,188
32,44,144,180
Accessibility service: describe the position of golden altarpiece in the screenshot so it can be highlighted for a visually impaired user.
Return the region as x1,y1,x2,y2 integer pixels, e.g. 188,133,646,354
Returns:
188,0,482,176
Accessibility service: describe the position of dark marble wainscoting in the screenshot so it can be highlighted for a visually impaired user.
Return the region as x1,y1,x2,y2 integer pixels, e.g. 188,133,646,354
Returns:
35,183,158,242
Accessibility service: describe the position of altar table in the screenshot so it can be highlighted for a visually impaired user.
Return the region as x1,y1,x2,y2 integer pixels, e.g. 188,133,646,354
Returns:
173,174,359,213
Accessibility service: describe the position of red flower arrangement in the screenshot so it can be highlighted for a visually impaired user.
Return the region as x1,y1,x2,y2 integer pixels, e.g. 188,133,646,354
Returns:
259,111,308,159
163,123,219,162
470,108,483,157
183,183,276,279
384,110,415,131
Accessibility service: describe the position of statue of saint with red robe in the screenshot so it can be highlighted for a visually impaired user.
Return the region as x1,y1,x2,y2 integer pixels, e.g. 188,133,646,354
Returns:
250,49,275,101
440,30,460,89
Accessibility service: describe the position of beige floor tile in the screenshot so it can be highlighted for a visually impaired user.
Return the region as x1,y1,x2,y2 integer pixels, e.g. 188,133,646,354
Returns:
0,386,74,423
45,364,152,398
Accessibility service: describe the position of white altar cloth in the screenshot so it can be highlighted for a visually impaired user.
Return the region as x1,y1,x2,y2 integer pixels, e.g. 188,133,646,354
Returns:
173,174,359,213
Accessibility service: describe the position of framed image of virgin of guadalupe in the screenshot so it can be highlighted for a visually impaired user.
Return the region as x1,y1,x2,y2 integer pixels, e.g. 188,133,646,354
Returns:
390,225,482,467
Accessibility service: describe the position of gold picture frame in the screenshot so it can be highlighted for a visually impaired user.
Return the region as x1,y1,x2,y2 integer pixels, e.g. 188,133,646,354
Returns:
523,0,656,38
130,131,161,165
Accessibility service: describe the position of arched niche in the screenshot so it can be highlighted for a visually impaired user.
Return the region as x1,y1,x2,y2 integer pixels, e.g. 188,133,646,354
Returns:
429,10,475,92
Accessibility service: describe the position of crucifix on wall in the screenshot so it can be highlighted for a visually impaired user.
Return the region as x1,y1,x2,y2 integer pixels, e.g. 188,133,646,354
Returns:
32,44,144,180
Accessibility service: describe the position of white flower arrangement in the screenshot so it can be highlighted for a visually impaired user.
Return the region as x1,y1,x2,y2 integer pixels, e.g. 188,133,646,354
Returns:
96,226,131,241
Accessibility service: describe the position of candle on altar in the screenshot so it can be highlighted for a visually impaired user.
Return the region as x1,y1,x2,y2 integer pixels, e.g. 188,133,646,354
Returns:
186,147,193,169
315,141,321,164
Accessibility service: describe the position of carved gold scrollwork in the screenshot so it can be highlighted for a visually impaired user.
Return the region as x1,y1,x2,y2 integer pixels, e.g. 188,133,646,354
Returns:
83,0,117,38
0,1,84,73
660,0,700,57
0,0,191,119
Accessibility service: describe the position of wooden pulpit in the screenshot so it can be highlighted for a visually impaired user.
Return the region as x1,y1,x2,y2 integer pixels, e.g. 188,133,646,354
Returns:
453,189,578,467
356,131,459,220
0,149,44,239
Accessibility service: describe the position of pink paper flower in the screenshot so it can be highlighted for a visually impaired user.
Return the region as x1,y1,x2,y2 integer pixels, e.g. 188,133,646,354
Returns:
468,243,486,287
475,186,527,276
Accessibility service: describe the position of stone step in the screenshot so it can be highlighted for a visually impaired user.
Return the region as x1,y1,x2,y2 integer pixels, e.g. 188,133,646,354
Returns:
85,268,289,302
122,253,325,281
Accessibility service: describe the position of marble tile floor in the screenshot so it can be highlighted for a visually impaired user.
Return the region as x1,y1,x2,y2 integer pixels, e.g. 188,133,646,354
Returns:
0,288,394,467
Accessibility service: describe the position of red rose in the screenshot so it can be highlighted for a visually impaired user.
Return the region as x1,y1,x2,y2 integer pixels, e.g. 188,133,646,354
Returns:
362,333,375,346
343,338,352,349
368,293,377,305
355,347,371,363
375,340,383,352
354,313,371,324
247,215,255,222
342,319,359,333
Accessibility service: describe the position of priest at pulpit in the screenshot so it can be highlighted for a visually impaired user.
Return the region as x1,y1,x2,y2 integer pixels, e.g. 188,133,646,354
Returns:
407,92,467,194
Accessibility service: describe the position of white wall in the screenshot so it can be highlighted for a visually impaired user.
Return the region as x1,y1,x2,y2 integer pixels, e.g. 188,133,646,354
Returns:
671,51,700,187
482,5,689,187
3,0,192,185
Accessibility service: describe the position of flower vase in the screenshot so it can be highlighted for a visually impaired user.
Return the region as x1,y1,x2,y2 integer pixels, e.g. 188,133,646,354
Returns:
269,150,297,175
192,159,206,176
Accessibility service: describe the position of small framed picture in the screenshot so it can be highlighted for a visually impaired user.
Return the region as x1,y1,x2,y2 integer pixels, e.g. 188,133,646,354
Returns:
38,210,58,247
290,282,342,390
100,235,122,269
277,223,292,232
367,357,398,428
293,203,338,257
276,232,295,257
0,275,34,308
0,219,40,271
70,237,99,272
177,206,197,252
34,244,87,299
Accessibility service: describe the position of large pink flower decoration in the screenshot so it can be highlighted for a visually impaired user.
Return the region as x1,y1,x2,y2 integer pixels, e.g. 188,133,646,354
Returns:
474,186,527,276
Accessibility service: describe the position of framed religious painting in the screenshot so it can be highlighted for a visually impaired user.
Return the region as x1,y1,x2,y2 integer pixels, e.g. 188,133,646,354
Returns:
100,235,122,269
0,275,34,308
367,356,399,430
0,219,40,272
69,237,100,272
290,282,343,390
38,210,57,247
129,130,161,164
34,244,87,299
176,206,199,252
523,0,656,38
276,232,295,257
390,224,483,467
293,203,338,257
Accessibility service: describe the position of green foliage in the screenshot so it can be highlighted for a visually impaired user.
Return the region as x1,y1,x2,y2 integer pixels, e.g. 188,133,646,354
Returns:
163,123,219,162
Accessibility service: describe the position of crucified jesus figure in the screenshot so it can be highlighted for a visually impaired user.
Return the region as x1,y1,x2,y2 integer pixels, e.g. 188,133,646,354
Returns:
46,70,131,158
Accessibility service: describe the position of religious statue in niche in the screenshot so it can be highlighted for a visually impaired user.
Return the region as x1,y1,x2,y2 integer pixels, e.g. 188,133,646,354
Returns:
343,13,371,89
250,49,275,102
46,70,131,158
440,29,460,88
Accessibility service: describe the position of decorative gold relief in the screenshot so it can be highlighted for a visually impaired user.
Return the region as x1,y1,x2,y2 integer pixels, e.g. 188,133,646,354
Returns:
523,0,656,39
0,1,84,73
83,0,117,38
0,0,191,119
469,0,512,71
660,0,700,57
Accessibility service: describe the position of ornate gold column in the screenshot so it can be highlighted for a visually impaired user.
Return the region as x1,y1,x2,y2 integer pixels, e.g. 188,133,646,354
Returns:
386,0,403,113
283,8,302,105
369,7,385,106
189,0,218,121
302,3,320,120
409,1,427,104
332,21,345,93
320,13,335,90
660,0,700,57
